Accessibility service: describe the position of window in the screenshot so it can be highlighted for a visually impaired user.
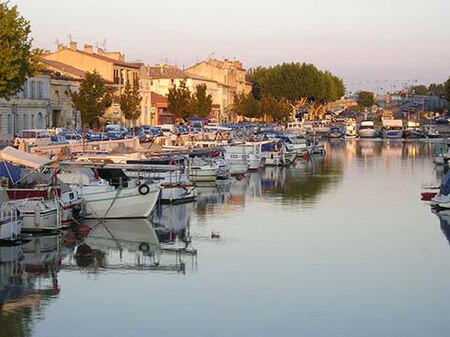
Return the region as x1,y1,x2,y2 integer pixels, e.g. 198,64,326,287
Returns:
23,114,28,129
31,114,34,128
23,80,28,98
37,81,43,98
7,115,12,135
31,81,35,98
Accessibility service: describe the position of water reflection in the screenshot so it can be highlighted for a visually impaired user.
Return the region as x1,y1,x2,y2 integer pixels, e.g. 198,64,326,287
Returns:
0,234,62,337
433,209,450,246
62,219,192,274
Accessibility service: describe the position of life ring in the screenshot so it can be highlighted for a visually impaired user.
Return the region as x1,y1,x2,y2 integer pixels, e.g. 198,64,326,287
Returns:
138,184,150,195
139,242,150,252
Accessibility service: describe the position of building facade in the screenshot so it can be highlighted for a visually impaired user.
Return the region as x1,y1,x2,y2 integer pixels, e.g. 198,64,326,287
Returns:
0,73,52,142
186,58,252,122
41,42,149,126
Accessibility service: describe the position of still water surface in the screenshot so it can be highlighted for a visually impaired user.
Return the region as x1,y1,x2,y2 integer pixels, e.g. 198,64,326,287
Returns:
1,140,449,337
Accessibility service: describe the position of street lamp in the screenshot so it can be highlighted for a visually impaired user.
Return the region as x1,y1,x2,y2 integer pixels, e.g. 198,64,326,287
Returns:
46,101,52,128
11,102,17,139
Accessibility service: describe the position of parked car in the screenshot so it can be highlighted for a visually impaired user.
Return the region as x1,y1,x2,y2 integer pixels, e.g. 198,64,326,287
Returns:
86,132,109,142
51,134,69,145
107,131,125,140
64,133,83,143
138,130,154,143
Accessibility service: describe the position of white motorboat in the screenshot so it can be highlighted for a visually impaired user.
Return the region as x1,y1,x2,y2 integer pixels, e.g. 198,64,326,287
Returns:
188,157,218,182
58,168,160,218
0,203,22,242
431,172,450,209
358,120,378,138
224,144,263,171
6,197,59,232
381,119,404,139
345,120,357,138
6,186,84,229
213,157,231,180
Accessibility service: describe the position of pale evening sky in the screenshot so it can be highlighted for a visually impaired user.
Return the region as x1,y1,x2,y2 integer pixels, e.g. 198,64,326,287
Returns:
11,0,450,93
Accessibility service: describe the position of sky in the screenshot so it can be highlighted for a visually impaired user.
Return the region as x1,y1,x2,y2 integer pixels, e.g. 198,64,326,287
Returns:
10,0,450,93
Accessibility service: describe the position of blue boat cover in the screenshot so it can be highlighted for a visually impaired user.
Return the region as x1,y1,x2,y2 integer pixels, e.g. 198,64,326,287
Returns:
0,161,21,183
440,171,450,196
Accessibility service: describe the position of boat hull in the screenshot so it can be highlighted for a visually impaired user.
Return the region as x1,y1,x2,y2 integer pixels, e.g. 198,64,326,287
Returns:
358,129,378,138
82,185,160,218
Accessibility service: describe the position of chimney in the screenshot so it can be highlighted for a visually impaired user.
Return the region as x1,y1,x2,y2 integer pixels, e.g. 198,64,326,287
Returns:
69,41,77,51
84,44,93,54
97,47,104,55
57,43,64,51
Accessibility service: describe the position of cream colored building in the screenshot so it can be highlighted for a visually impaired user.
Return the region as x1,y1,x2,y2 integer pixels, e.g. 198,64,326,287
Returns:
42,42,150,126
0,73,52,142
186,58,252,122
149,64,220,120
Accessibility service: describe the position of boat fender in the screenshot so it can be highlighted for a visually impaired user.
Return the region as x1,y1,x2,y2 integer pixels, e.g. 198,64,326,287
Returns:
138,184,150,195
139,242,150,252
35,205,41,227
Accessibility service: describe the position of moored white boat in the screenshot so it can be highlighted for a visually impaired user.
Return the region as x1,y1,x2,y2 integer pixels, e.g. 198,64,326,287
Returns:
358,120,378,138
188,157,218,182
0,203,22,242
58,168,160,218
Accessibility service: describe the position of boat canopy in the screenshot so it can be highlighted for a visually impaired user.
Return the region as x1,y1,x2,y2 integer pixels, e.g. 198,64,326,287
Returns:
441,171,450,196
0,146,55,169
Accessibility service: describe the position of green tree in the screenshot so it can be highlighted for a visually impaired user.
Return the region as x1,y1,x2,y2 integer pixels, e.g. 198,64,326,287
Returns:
410,85,428,96
167,79,192,121
191,84,212,118
357,91,375,109
233,92,262,119
261,96,291,122
120,77,142,131
71,70,112,129
0,2,40,99
445,77,450,103
428,83,445,97
247,62,345,119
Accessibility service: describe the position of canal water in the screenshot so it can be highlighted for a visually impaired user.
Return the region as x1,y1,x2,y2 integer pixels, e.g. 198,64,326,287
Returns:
1,140,450,337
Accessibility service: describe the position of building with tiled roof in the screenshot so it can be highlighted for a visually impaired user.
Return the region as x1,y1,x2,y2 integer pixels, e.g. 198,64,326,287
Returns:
148,64,221,121
41,42,152,126
186,58,252,122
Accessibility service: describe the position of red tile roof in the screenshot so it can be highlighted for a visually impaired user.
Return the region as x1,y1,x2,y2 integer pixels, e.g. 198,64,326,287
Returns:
40,58,86,78
151,91,168,104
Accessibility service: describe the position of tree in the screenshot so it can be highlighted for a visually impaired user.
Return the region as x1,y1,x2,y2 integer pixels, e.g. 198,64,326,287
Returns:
71,70,112,129
0,2,40,99
233,92,262,119
191,84,212,118
120,77,142,130
410,85,428,96
261,96,291,122
247,62,345,120
167,79,192,121
445,77,450,103
357,91,375,109
428,83,445,97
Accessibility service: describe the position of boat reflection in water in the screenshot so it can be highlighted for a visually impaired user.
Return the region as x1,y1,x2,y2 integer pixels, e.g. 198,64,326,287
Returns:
152,202,195,242
63,218,193,274
432,209,450,246
0,234,62,335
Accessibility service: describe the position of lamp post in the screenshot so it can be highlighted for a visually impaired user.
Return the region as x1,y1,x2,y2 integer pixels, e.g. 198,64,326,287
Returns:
11,102,17,139
46,101,52,128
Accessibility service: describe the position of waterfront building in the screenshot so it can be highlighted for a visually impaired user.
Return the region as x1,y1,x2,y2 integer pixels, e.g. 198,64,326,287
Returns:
41,42,148,126
0,72,51,142
148,64,220,122
186,58,252,122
